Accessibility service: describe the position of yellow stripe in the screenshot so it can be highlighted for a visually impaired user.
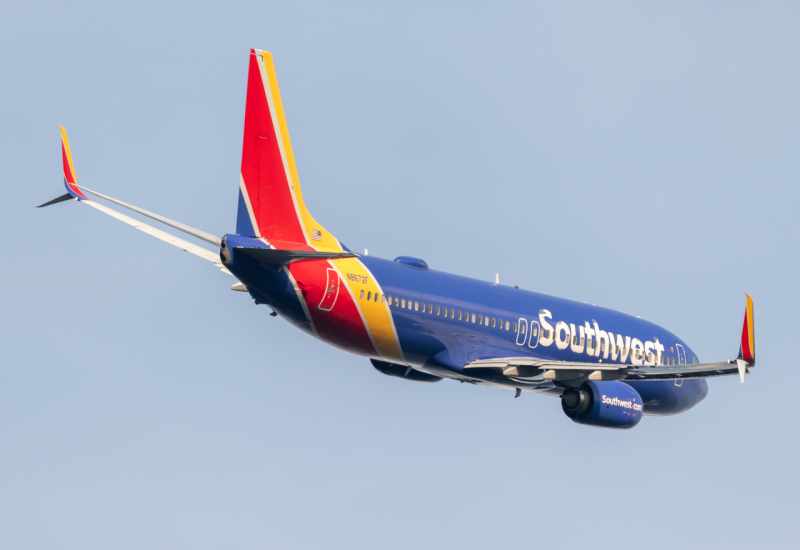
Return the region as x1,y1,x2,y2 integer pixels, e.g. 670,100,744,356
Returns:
254,52,402,359
260,51,342,252
59,125,77,183
332,257,404,361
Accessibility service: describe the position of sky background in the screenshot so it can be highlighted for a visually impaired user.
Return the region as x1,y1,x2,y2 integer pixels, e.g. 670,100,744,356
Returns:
1,1,798,548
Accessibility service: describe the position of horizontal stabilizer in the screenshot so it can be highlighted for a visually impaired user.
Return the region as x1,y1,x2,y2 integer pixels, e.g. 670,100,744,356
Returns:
238,248,359,265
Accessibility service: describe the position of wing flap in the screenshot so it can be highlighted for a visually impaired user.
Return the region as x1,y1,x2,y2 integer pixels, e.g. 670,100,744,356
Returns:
466,357,745,381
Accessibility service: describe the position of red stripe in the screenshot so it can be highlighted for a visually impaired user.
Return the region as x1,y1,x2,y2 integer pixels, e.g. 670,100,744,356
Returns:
240,52,306,244
62,142,75,184
288,260,375,355
740,312,753,362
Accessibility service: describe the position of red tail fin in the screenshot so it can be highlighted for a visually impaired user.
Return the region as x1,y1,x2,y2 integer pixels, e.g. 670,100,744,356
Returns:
237,50,340,251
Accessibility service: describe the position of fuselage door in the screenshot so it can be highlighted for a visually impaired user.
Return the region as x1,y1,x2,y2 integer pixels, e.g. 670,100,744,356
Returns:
676,344,686,365
516,318,528,346
318,268,340,311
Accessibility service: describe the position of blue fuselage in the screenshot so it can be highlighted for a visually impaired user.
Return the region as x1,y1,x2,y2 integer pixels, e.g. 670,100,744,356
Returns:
226,242,708,416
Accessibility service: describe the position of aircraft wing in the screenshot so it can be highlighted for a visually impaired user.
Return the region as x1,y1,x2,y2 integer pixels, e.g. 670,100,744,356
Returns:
78,198,230,274
467,294,756,384
40,126,230,274
464,357,745,381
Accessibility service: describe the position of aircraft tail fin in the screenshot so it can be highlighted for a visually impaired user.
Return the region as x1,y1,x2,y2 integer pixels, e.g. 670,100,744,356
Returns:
236,49,341,251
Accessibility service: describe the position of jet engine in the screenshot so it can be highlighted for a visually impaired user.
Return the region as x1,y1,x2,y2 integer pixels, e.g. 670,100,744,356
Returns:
561,381,643,429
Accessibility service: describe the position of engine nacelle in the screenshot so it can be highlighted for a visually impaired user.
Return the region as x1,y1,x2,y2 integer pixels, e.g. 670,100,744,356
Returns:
371,359,442,383
561,381,643,430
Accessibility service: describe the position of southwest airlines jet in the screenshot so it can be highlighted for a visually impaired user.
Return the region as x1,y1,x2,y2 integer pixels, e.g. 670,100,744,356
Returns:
41,50,757,429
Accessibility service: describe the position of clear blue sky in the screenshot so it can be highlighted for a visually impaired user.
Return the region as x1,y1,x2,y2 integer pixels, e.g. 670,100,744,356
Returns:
2,1,798,548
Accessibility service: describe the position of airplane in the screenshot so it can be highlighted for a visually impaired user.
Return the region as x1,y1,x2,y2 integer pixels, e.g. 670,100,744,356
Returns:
40,49,757,429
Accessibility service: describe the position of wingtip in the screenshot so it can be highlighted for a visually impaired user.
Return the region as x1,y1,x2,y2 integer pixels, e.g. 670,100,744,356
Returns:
738,294,756,367
59,126,87,200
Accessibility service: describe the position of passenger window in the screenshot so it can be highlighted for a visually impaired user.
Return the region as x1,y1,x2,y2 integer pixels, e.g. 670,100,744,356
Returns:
491,318,496,328
505,320,510,330
484,316,489,326
367,291,372,301
513,322,518,332
458,311,462,321
375,293,379,302
421,302,425,311
414,301,419,311
477,314,482,324
436,306,441,316
360,290,364,299
381,295,385,304
471,313,476,323
394,297,399,307
442,307,447,317
401,299,406,308
428,304,432,314
532,326,538,337
450,309,455,319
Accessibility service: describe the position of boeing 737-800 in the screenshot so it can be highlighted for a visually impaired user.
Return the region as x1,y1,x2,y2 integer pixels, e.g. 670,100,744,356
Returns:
40,49,757,429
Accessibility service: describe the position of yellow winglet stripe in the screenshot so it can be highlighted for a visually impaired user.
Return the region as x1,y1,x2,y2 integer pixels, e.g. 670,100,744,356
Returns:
59,125,77,183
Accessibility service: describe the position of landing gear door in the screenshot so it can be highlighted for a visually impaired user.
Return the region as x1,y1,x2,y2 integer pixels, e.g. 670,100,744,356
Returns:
318,268,340,311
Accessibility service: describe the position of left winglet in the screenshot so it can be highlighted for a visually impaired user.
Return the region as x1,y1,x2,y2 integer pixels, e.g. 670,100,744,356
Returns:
737,294,755,382
60,126,87,199
39,126,88,207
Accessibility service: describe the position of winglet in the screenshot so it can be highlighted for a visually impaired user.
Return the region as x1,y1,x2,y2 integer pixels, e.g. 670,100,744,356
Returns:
737,294,755,372
60,126,87,200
